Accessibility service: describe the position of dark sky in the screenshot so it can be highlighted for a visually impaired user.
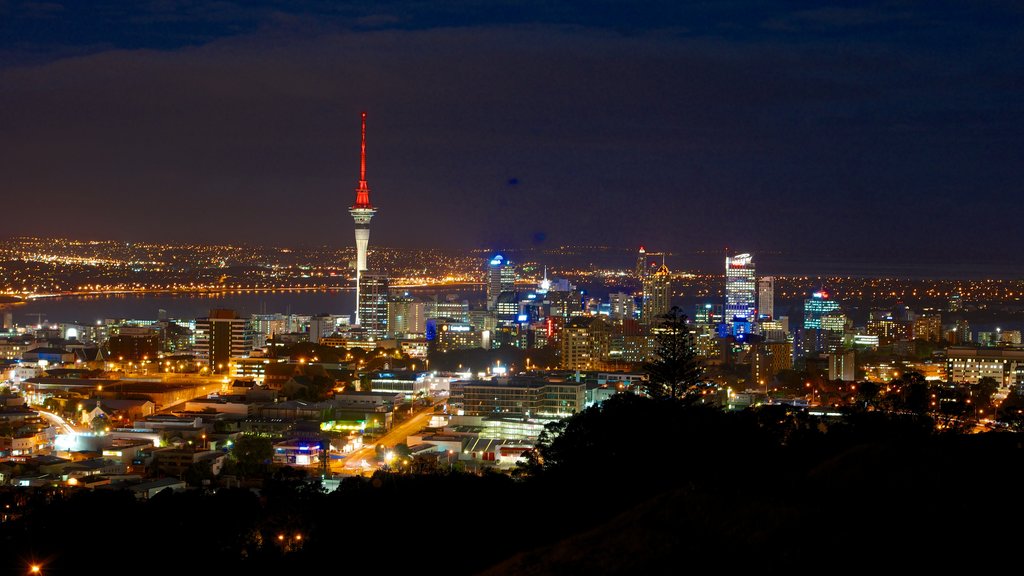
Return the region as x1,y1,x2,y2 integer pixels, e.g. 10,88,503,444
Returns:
1,1,1022,270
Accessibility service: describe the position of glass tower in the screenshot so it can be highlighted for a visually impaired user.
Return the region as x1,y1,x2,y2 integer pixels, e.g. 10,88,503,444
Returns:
725,253,756,332
803,291,840,330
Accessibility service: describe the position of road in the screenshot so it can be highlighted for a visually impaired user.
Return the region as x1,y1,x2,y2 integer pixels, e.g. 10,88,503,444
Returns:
35,408,80,436
331,401,443,476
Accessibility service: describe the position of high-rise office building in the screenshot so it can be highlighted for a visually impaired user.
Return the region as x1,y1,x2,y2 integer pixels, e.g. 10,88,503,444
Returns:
426,297,470,324
913,314,942,342
803,291,840,330
308,314,338,344
194,309,253,371
561,316,611,370
388,293,426,337
357,273,389,340
948,292,963,312
693,303,724,326
751,341,793,388
635,246,649,280
641,263,671,323
828,350,856,382
757,276,774,320
486,254,516,311
349,111,378,325
725,253,756,332
609,292,637,320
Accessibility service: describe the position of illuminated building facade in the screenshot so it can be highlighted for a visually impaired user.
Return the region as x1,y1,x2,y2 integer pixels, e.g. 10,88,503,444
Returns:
250,311,288,348
308,314,338,344
494,291,520,324
635,246,649,280
486,254,516,311
828,350,856,382
725,253,756,332
751,341,793,387
609,292,637,321
356,273,389,340
693,303,723,326
803,291,840,330
433,321,484,352
194,309,253,371
368,371,429,399
462,378,585,420
758,276,774,320
946,346,1024,386
426,297,469,323
231,357,285,385
560,316,611,370
641,263,671,324
387,293,426,337
913,315,942,342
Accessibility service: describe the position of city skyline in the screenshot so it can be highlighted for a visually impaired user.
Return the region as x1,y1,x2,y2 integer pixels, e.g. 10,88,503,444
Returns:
1,2,1022,268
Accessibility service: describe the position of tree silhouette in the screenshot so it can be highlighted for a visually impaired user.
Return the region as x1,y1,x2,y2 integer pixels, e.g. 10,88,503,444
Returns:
231,435,274,478
640,307,704,401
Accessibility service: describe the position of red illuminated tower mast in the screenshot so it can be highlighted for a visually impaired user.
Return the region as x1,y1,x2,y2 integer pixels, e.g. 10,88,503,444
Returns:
349,111,378,325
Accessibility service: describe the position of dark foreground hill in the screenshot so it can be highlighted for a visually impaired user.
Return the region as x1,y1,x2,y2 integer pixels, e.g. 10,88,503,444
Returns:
484,433,1024,575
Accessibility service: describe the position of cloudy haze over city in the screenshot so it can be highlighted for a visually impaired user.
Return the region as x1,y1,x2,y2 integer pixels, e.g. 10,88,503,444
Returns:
2,1,1023,267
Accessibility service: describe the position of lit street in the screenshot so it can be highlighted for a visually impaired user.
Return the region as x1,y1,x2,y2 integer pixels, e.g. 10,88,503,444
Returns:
35,409,81,436
331,399,444,476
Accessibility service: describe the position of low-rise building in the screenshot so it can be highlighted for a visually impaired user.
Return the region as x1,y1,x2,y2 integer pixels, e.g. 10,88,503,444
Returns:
946,346,1024,386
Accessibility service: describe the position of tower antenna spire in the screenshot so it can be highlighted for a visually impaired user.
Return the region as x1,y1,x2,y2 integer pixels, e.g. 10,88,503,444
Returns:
359,111,367,184
353,111,372,209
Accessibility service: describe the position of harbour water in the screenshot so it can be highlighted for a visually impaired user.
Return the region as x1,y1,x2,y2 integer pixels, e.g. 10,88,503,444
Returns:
8,286,484,325
3,284,1021,336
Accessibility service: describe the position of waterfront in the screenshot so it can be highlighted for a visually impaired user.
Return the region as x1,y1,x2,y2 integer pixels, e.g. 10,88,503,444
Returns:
7,286,485,325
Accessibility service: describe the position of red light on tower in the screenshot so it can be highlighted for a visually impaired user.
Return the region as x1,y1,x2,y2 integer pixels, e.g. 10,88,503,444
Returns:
353,111,372,209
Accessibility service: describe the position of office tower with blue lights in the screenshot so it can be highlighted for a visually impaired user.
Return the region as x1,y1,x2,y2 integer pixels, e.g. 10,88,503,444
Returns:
803,291,840,329
725,253,756,333
349,111,378,325
486,254,516,311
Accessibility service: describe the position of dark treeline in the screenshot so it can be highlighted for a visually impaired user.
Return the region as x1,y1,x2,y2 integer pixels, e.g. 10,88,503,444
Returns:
3,394,1024,574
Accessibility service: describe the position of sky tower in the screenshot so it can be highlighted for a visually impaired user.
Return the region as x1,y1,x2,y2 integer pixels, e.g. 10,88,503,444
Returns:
349,111,377,325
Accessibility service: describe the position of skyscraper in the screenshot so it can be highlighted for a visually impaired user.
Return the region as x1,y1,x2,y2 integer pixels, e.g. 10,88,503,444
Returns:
803,291,840,330
194,309,252,372
641,262,671,323
609,292,637,320
308,314,338,344
349,111,378,325
635,246,648,280
486,254,516,311
388,292,426,337
357,273,389,340
725,253,756,332
757,276,774,320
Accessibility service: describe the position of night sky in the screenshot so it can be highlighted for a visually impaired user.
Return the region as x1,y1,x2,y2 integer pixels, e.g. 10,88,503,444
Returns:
1,1,1022,271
